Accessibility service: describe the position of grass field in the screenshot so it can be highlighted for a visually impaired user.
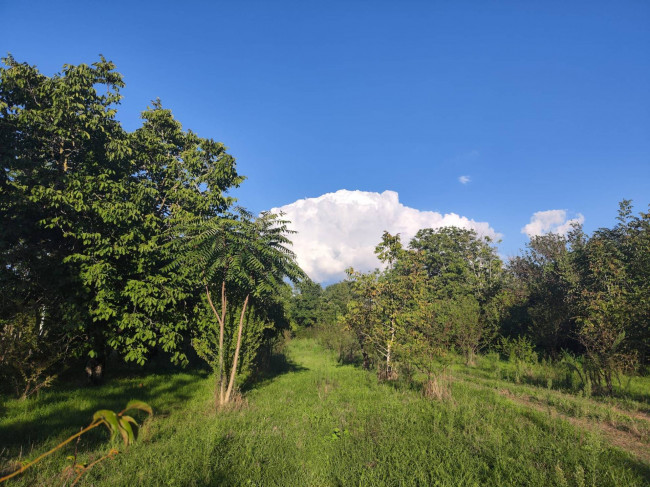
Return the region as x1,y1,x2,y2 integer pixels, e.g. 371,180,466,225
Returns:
1,339,649,486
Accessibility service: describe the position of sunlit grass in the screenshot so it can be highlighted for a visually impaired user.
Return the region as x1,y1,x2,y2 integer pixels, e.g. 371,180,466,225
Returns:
1,339,649,486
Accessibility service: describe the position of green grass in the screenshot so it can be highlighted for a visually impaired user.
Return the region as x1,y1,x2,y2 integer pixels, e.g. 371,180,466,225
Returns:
2,339,649,486
469,352,650,409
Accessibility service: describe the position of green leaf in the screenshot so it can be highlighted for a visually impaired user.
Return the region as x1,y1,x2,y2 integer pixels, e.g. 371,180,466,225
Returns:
120,415,139,426
93,410,121,440
123,400,153,416
118,417,136,445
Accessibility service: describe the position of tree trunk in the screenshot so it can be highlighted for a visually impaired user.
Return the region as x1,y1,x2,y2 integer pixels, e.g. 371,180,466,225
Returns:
205,282,227,408
362,350,370,370
386,318,395,378
219,281,227,405
224,294,249,403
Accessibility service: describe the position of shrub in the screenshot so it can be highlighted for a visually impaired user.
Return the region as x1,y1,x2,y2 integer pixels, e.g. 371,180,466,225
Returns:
498,336,538,365
0,312,75,399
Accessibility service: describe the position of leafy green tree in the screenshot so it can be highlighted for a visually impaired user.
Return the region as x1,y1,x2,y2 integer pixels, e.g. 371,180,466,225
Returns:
614,201,650,366
408,227,503,360
169,211,303,406
0,56,244,390
569,202,642,393
409,227,502,302
374,231,408,378
393,249,444,381
96,100,242,365
0,55,130,382
342,268,384,371
288,279,324,329
314,281,353,328
507,233,579,356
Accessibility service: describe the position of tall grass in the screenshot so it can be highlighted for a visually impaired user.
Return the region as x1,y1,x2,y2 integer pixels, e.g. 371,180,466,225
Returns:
1,339,649,486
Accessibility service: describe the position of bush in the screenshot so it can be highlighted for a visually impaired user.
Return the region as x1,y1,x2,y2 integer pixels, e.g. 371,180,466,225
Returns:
0,312,74,399
499,336,538,364
307,322,361,365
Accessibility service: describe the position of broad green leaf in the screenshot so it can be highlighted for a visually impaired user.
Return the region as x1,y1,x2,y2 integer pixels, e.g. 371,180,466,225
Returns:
93,410,120,440
124,400,153,416
120,415,139,426
118,417,135,445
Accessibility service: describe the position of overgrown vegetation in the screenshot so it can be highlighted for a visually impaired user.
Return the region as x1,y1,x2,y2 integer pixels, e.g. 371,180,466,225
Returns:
0,400,152,484
290,202,650,399
2,340,649,486
1,55,649,485
0,56,300,403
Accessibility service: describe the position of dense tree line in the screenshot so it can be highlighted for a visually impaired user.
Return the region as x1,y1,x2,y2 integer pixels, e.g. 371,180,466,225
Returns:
291,203,650,396
0,56,302,401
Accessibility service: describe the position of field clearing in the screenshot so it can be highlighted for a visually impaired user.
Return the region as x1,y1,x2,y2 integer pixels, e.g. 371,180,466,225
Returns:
1,339,649,486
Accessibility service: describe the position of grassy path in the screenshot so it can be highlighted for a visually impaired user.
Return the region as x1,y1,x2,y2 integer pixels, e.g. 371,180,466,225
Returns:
456,375,650,463
3,339,650,486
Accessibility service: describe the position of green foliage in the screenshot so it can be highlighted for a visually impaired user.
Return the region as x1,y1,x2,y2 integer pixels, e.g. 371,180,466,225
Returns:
499,335,538,365
409,226,503,301
568,202,648,393
341,268,384,372
318,203,649,399
1,55,306,403
339,228,503,381
508,232,578,356
3,340,649,486
0,312,75,398
504,202,650,393
288,279,324,329
167,210,304,404
0,400,152,483
94,401,153,446
0,55,245,374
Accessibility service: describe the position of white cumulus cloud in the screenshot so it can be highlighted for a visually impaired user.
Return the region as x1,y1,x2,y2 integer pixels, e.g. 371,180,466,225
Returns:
459,175,471,184
521,209,585,238
271,189,501,283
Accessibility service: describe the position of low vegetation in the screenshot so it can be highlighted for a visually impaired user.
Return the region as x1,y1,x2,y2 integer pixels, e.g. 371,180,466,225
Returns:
1,339,649,486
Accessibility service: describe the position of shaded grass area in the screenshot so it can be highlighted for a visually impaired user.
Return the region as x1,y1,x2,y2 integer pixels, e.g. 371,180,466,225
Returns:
2,339,650,486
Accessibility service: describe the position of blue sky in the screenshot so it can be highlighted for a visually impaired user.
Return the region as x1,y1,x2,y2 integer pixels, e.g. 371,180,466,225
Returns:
2,1,649,281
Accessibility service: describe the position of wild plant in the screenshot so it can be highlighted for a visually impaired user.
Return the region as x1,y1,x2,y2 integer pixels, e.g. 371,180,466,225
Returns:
0,400,152,484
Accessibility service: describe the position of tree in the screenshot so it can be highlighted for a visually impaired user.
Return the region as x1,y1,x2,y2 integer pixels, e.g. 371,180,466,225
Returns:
169,210,304,406
374,231,407,378
342,268,382,371
408,227,503,361
0,55,130,384
0,56,245,391
409,227,502,303
288,279,324,329
570,202,642,393
615,201,650,366
507,233,579,356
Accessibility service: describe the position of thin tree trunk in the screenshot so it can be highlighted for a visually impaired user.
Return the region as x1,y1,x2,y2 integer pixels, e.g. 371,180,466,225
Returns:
386,341,392,376
205,283,227,408
225,294,249,403
219,281,227,404
386,318,395,378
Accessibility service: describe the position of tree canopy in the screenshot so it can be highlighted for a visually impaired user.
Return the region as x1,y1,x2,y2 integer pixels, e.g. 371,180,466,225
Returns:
0,56,300,398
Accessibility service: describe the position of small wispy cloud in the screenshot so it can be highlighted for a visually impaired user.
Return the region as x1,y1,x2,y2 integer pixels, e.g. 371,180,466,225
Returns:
521,209,584,238
459,175,471,184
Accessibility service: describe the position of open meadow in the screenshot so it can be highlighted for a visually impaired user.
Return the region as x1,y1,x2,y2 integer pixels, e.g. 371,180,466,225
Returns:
2,339,649,486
